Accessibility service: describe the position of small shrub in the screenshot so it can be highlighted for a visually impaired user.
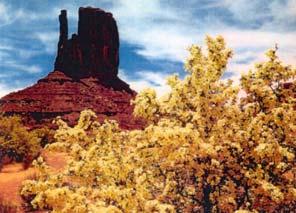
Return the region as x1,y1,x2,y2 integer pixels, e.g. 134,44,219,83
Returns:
0,115,42,169
32,126,55,147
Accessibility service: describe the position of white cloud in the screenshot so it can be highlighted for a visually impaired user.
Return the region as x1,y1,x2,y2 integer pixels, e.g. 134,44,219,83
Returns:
34,32,58,54
0,2,28,26
0,41,40,60
0,42,43,92
0,43,13,51
268,0,296,28
131,26,196,62
1,0,296,98
19,65,42,74
0,2,71,25
2,62,42,74
0,49,10,61
219,30,296,50
0,43,42,74
18,49,40,60
215,29,296,83
0,2,13,26
109,0,296,80
106,0,198,62
113,0,180,20
0,83,23,98
119,69,171,97
0,86,13,98
286,0,296,16
222,0,270,22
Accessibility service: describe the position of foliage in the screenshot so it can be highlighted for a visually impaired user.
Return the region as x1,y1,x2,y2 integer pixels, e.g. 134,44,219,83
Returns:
21,36,296,212
33,126,55,147
0,115,42,169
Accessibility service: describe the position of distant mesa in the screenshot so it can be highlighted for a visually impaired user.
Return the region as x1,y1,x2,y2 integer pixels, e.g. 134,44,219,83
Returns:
0,7,144,129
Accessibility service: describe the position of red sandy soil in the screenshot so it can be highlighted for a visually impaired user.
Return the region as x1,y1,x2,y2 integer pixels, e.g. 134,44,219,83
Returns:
0,151,68,213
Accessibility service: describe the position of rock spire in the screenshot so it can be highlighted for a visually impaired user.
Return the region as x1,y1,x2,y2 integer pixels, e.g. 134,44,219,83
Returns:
0,7,144,129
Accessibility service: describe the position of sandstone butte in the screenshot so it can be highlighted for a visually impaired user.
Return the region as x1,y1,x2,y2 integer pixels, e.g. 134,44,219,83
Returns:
0,7,145,130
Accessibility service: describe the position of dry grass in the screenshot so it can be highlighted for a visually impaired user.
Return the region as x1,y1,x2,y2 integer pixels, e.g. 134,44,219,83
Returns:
0,151,68,213
0,164,35,211
0,200,21,213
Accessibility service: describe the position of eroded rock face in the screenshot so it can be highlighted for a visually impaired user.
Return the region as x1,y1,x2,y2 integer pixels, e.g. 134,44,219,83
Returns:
0,7,144,130
55,8,119,81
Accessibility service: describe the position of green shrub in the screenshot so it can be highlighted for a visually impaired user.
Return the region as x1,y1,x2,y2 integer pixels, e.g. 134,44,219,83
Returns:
32,126,55,148
0,115,41,169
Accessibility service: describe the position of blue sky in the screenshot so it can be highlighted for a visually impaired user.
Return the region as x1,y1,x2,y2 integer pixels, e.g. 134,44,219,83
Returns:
0,0,295,97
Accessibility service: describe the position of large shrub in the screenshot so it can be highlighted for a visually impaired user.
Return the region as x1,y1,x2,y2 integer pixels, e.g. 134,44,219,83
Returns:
21,36,295,212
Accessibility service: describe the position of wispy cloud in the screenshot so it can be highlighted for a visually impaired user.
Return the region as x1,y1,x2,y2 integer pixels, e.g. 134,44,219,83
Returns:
0,0,295,97
219,29,296,84
222,0,271,22
0,81,24,98
0,39,43,74
119,69,171,97
3,62,42,74
265,0,296,31
0,2,25,26
108,0,296,88
34,32,58,54
0,83,16,97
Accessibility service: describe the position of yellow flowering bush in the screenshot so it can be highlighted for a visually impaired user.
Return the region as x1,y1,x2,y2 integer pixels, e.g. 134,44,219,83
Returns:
21,36,295,212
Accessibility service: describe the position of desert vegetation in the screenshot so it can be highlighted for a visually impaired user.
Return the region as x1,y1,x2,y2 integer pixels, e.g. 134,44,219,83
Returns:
16,36,296,212
0,115,40,170
0,114,55,170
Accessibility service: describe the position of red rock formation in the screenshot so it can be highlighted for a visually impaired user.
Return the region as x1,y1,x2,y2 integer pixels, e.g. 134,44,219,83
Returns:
55,8,129,90
0,7,144,130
